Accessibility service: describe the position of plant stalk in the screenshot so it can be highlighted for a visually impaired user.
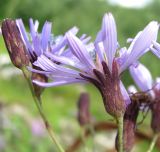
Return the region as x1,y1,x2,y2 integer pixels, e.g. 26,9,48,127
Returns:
146,133,159,152
117,115,124,152
22,67,65,152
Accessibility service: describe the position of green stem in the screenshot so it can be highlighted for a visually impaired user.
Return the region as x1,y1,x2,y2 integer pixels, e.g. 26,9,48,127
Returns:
146,133,159,152
87,124,96,152
117,116,124,152
80,127,89,152
22,67,64,152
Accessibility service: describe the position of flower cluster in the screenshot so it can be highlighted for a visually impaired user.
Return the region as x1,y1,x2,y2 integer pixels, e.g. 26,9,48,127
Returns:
18,13,160,117
2,13,160,117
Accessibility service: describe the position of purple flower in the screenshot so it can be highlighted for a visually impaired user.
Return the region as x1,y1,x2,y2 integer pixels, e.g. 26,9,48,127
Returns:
128,85,137,94
16,19,51,62
16,19,90,63
118,21,159,73
129,63,153,92
31,13,158,117
16,18,93,98
129,63,160,99
150,41,160,58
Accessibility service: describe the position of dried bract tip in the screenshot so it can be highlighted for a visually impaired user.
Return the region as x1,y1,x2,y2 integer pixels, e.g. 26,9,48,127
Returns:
2,19,29,69
77,93,91,126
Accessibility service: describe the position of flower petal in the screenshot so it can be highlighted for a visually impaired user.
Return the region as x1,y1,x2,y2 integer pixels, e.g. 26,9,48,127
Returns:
33,55,81,78
129,63,153,91
101,13,117,70
120,81,131,106
151,41,160,58
120,21,159,72
32,36,43,56
41,21,52,50
29,18,39,39
154,77,160,91
16,19,32,53
45,52,86,70
68,26,79,35
95,42,105,62
66,32,95,70
128,85,137,94
33,79,85,87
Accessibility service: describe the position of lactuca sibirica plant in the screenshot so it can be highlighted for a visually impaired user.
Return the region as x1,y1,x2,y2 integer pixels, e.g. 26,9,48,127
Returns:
1,12,160,152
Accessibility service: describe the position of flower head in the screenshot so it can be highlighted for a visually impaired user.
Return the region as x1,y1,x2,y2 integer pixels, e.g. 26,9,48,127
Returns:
16,19,92,98
16,18,91,63
31,13,159,117
129,63,153,92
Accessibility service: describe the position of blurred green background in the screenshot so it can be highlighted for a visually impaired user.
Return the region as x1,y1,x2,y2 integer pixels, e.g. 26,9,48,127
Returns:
0,0,160,151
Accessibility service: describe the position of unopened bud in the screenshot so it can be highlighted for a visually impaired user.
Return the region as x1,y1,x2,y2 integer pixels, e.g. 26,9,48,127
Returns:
1,19,29,69
77,93,90,126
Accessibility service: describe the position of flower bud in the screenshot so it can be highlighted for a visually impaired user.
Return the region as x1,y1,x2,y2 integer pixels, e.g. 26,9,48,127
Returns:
1,19,29,69
77,93,91,126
